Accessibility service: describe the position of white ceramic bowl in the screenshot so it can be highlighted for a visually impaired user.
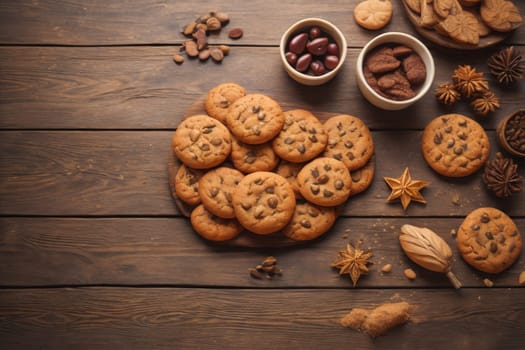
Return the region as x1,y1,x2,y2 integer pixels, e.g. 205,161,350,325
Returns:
356,32,435,110
280,18,347,86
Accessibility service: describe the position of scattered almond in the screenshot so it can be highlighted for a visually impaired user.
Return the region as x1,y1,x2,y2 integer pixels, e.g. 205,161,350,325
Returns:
518,271,525,286
483,278,494,287
404,268,417,280
173,54,185,64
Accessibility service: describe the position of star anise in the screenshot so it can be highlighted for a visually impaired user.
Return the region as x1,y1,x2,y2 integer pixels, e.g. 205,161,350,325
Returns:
488,46,524,86
482,152,522,198
452,64,489,98
434,82,461,105
471,91,500,116
331,242,373,287
384,167,429,210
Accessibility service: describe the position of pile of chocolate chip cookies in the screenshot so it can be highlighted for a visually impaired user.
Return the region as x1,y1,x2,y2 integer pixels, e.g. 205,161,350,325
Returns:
171,82,375,242
404,0,523,46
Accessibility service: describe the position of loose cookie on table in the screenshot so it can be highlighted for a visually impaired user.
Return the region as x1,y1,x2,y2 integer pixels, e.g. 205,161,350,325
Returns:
272,109,328,163
198,167,244,219
457,207,522,274
173,114,232,169
421,113,490,177
190,204,243,241
297,157,352,207
282,201,337,241
205,82,246,125
323,114,374,171
231,136,279,174
226,93,285,145
232,171,295,235
174,163,205,206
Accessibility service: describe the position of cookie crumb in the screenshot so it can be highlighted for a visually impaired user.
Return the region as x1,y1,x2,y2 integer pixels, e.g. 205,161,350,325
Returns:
381,264,392,273
518,271,525,286
483,278,494,288
450,229,457,237
404,268,416,280
451,193,461,205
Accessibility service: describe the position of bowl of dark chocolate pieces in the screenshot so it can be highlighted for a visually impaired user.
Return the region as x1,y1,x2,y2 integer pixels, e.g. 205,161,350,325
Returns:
497,109,525,158
356,32,435,110
280,18,347,86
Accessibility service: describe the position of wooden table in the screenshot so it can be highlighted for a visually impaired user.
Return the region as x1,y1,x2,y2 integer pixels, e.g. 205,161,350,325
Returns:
1,1,524,349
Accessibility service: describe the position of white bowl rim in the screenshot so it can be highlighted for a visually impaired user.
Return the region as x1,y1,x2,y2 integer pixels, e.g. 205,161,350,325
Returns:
356,31,435,106
279,17,348,83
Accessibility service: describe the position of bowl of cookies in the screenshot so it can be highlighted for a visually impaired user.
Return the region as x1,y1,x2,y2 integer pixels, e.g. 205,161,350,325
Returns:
280,18,347,86
356,32,435,110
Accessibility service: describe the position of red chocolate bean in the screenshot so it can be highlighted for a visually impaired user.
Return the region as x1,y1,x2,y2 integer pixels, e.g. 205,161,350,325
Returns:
285,52,298,66
310,60,326,75
307,37,328,56
309,26,321,39
296,53,312,72
288,33,308,54
324,55,339,70
327,42,339,56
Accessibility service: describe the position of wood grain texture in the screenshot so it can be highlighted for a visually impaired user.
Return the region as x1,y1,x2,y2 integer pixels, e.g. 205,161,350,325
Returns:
0,287,524,350
0,217,523,287
1,46,525,130
1,131,524,216
3,0,522,47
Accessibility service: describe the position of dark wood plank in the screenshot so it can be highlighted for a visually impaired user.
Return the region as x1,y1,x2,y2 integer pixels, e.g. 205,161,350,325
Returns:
1,217,523,287
1,0,523,46
1,46,524,130
1,131,524,216
0,287,524,349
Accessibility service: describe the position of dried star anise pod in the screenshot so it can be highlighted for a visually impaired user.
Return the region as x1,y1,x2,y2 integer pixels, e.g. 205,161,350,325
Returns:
482,152,522,197
487,46,524,86
452,65,489,98
434,82,461,105
471,91,500,116
331,242,372,287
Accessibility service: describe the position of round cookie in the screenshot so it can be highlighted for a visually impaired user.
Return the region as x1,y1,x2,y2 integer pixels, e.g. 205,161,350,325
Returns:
232,172,295,235
174,163,205,206
422,114,490,177
354,0,393,30
323,114,374,171
282,201,337,241
272,109,328,163
231,136,279,174
349,154,375,196
226,94,285,145
297,157,352,207
198,167,244,219
457,207,522,274
205,82,246,124
190,204,243,241
173,114,232,169
275,160,305,199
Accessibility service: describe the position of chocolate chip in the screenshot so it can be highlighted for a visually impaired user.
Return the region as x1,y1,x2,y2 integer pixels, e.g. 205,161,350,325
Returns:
323,189,334,197
317,174,329,184
481,214,490,223
310,184,320,195
334,180,344,190
485,231,494,240
489,242,498,253
300,220,311,228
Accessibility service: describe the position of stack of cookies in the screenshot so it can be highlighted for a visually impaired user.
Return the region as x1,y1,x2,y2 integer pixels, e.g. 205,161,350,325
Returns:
171,82,375,242
404,0,523,46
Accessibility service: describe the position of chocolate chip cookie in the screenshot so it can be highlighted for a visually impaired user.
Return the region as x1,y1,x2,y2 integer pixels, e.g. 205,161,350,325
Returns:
231,136,279,174
297,157,352,207
422,114,490,177
198,167,244,219
272,109,328,163
349,154,375,196
205,82,246,124
190,204,243,241
226,94,285,145
275,160,305,199
457,207,522,274
174,163,205,206
323,114,374,171
173,114,232,169
232,171,295,235
282,201,337,241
